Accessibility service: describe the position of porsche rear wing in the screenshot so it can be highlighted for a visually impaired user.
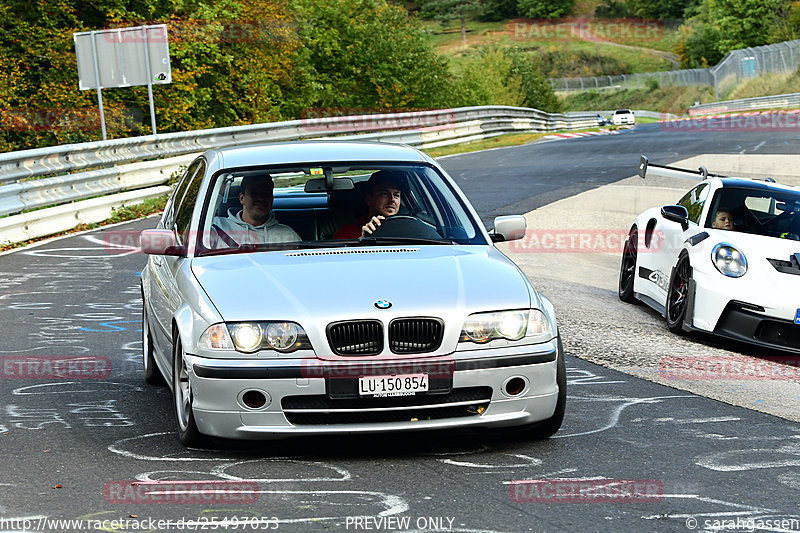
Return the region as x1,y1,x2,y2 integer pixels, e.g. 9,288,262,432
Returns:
638,155,726,181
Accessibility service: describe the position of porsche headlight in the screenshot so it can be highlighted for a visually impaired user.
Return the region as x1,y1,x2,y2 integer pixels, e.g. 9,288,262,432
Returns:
460,309,552,344
712,243,747,278
202,322,309,353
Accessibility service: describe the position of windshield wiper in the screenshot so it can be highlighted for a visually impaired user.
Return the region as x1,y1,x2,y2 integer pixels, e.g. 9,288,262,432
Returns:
355,236,454,245
197,241,353,256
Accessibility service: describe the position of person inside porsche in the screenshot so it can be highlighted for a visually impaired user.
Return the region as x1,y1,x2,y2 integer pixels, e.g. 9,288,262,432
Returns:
711,208,734,230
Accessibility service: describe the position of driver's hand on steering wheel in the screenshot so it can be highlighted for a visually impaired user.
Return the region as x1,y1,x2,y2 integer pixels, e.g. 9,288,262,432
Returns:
361,215,386,237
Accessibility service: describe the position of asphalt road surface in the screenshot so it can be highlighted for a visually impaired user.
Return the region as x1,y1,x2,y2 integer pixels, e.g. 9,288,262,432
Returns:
1,121,799,532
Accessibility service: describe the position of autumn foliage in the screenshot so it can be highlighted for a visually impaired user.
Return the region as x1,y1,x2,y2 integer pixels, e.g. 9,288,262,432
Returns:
0,0,556,153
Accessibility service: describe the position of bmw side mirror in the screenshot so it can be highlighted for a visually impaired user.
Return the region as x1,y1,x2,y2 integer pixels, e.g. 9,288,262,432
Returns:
139,229,185,256
491,215,527,242
661,205,689,231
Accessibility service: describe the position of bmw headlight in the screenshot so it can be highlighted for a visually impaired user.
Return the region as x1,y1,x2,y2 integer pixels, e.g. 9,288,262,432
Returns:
200,322,309,353
712,243,747,278
459,309,552,344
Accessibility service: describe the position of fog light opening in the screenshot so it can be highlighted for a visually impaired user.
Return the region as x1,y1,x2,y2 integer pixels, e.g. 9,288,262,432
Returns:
504,377,526,396
241,390,267,409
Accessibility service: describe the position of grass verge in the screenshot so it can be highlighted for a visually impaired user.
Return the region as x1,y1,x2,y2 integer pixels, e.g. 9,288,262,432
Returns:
562,85,716,115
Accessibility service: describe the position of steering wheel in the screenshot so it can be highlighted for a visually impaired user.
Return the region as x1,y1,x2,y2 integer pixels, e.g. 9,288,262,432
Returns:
367,215,442,240
764,210,797,236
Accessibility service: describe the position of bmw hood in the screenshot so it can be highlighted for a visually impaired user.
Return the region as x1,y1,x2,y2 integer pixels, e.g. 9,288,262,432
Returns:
191,246,534,324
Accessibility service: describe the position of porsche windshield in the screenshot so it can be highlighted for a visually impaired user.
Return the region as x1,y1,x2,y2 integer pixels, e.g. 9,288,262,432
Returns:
706,186,800,240
195,163,486,255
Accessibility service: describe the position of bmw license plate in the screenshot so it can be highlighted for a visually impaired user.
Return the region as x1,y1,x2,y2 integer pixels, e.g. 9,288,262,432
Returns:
795,309,800,325
358,374,428,397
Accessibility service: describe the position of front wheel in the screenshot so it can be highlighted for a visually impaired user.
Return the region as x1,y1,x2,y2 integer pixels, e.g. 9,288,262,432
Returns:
618,227,638,303
665,255,692,334
142,304,164,385
173,335,204,446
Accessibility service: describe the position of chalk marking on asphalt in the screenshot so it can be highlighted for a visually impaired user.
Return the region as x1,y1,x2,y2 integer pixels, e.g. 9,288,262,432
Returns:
438,454,543,469
696,442,800,472
553,395,694,438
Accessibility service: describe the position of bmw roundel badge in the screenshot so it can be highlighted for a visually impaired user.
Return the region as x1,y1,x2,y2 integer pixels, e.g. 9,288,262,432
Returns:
374,299,392,310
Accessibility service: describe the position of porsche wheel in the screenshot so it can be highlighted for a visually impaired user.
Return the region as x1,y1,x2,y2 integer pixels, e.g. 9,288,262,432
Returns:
618,227,638,303
173,334,204,446
665,255,692,334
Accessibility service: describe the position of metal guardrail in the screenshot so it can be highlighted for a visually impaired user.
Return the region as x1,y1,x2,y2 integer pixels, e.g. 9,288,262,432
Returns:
0,105,611,245
688,92,800,116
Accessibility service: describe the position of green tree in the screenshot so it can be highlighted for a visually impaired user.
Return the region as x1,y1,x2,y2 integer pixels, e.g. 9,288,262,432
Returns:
509,51,563,112
478,0,518,21
708,0,782,52
289,0,451,112
516,0,575,20
0,0,301,150
595,0,700,20
420,0,484,44
676,0,783,68
448,48,524,107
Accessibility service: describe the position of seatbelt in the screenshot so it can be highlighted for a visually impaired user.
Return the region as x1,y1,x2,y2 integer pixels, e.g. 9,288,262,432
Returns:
212,224,238,247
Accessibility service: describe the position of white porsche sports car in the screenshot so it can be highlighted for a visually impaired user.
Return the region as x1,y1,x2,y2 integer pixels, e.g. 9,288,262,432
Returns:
619,156,800,353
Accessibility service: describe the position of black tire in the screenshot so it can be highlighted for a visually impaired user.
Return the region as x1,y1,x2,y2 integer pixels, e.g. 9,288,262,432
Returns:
172,334,204,447
511,335,566,440
665,255,692,334
142,303,165,385
618,227,638,304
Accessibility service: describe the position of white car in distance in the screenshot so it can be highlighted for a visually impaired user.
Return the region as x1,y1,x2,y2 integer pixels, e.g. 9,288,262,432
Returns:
612,109,636,126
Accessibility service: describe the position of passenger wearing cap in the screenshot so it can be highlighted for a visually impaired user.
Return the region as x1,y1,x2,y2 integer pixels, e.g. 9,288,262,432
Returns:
212,175,300,248
334,170,403,239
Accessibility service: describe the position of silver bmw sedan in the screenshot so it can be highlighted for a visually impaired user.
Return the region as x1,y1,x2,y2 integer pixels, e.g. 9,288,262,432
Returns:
139,140,564,446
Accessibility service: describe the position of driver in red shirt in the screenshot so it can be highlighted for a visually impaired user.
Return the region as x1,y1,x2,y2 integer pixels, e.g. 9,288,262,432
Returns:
334,170,403,239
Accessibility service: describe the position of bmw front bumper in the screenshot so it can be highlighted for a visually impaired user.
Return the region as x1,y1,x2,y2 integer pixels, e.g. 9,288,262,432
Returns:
185,340,561,440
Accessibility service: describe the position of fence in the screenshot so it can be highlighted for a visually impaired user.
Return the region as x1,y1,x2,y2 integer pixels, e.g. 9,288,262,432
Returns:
688,92,800,116
0,105,606,245
551,39,800,99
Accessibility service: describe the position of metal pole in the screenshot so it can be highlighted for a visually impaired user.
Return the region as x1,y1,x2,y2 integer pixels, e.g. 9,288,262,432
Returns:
90,32,107,141
141,26,157,135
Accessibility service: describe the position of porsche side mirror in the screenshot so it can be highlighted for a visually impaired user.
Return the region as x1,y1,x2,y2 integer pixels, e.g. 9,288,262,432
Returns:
661,205,689,231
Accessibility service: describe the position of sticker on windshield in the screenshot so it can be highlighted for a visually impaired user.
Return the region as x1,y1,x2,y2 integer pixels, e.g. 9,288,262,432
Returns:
795,309,800,325
310,167,323,175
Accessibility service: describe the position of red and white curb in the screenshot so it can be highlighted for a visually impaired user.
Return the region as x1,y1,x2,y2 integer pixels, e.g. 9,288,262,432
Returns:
541,129,622,141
